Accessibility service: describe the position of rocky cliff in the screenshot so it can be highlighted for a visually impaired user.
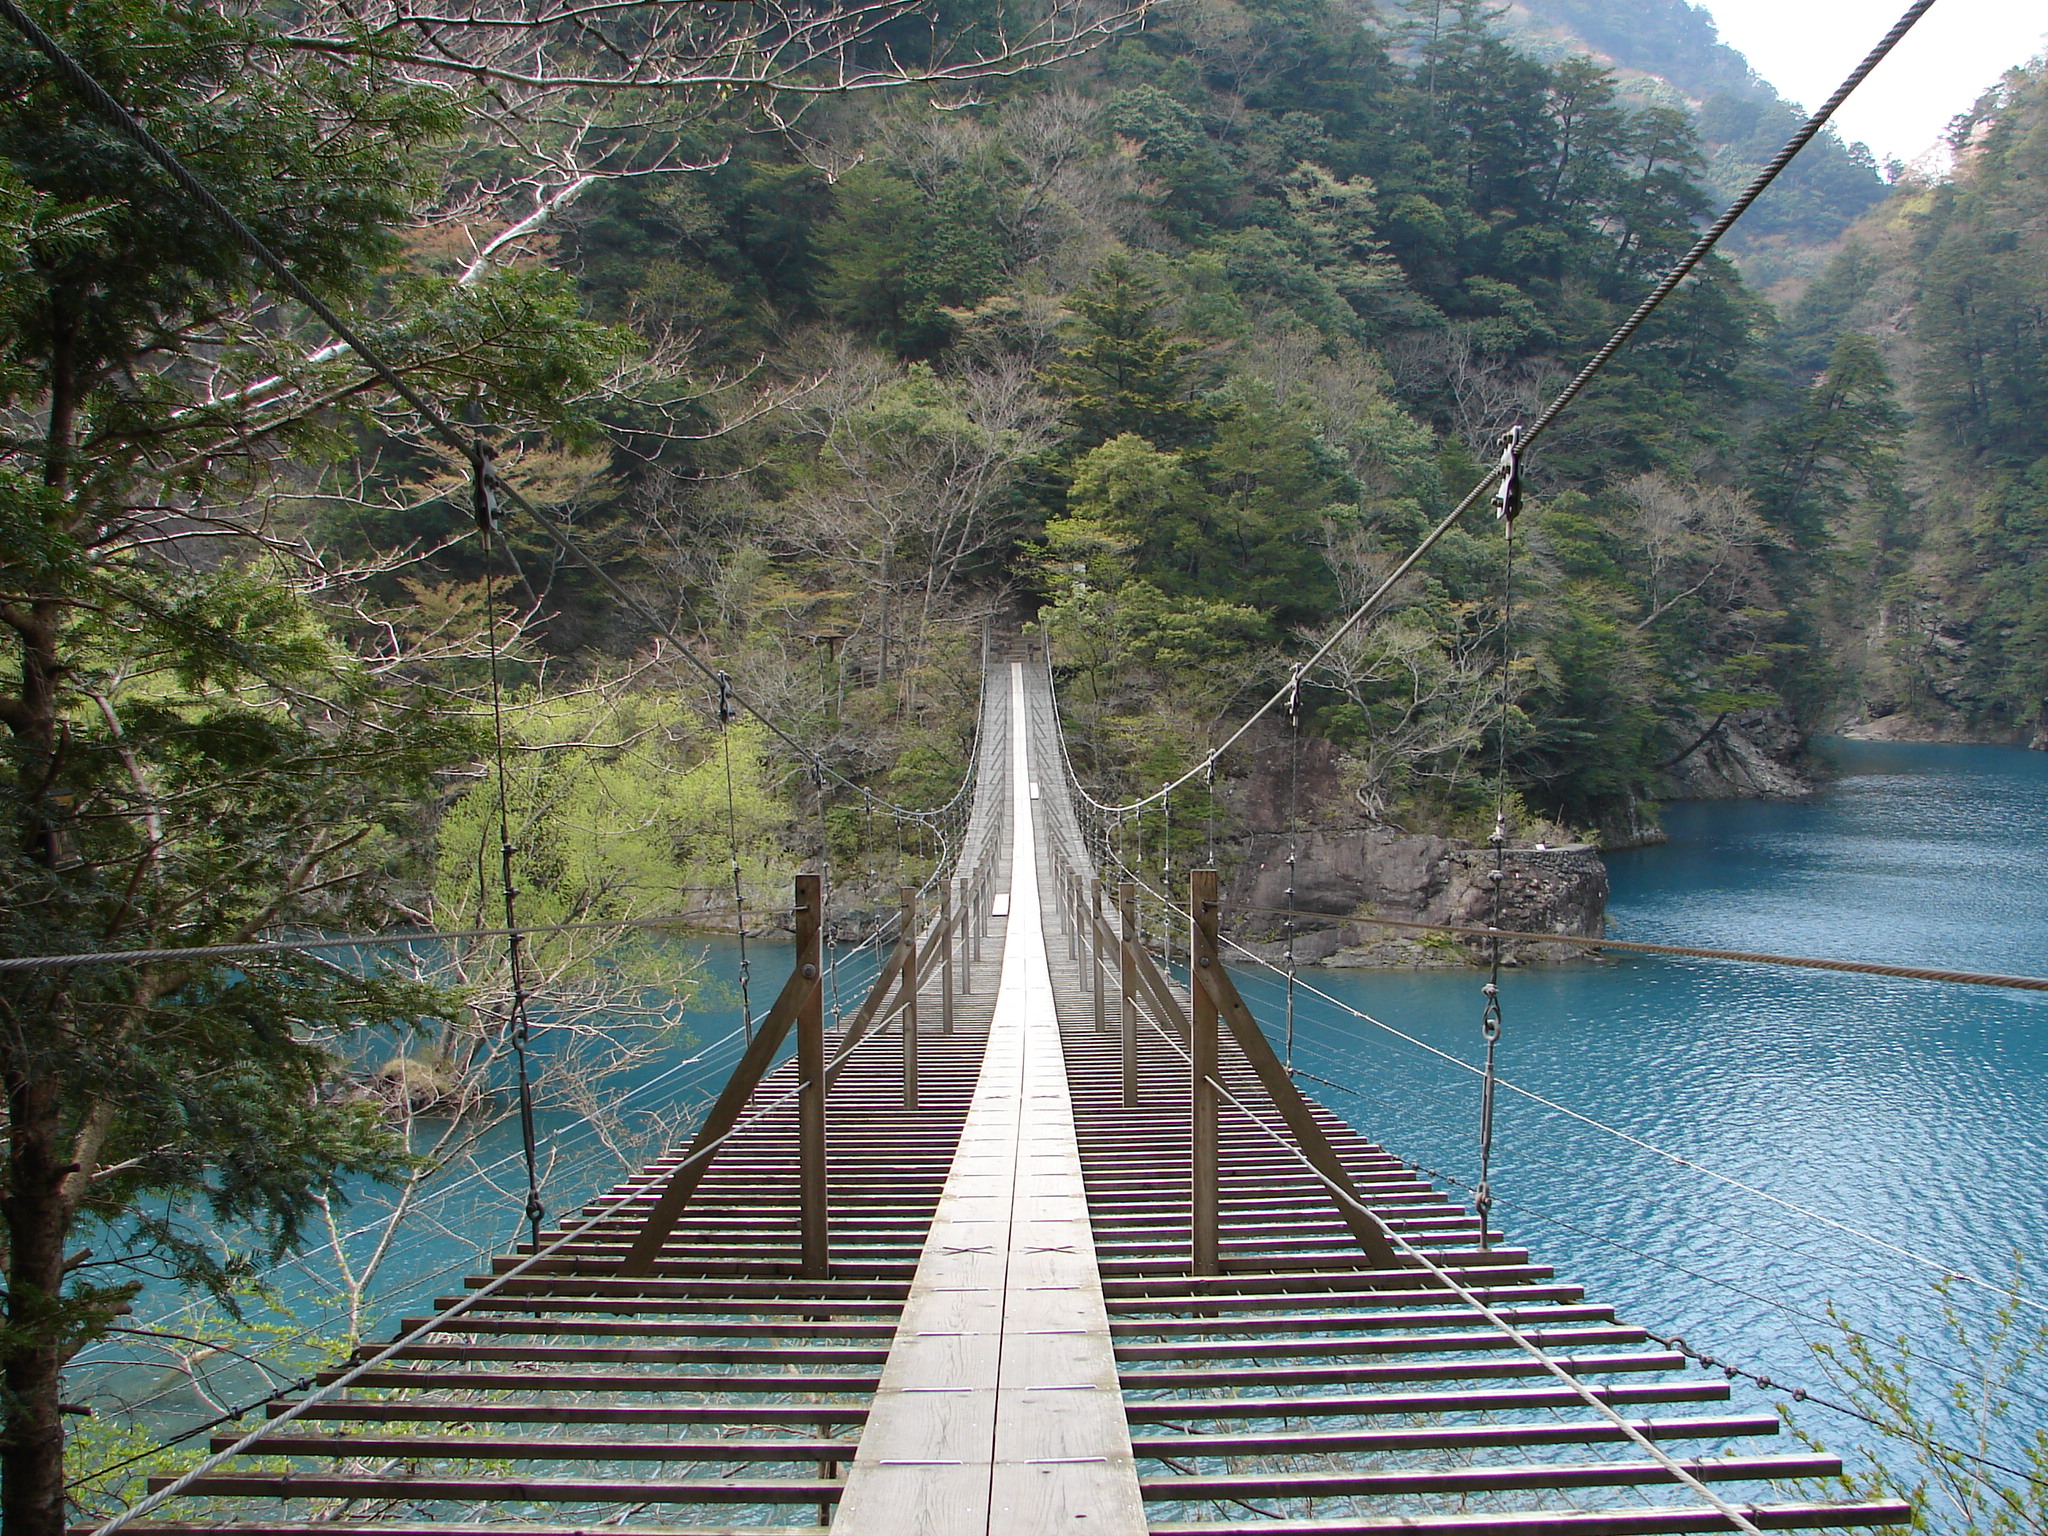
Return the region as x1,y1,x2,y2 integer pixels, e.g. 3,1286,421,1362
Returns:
1223,830,1608,969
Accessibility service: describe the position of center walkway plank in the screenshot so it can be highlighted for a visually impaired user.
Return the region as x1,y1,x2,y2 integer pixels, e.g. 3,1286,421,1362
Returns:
834,662,1145,1536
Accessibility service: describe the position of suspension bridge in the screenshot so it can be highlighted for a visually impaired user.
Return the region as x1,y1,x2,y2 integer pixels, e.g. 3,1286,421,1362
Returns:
94,649,1913,1536
3,1,1975,1529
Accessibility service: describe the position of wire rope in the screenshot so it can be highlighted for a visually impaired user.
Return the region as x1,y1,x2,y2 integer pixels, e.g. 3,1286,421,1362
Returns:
1475,430,1521,1248
1132,1003,1771,1536
716,672,756,1043
1081,836,2048,1320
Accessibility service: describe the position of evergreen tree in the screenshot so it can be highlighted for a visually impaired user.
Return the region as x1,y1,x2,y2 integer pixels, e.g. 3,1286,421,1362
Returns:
1044,259,1216,451
0,7,609,1525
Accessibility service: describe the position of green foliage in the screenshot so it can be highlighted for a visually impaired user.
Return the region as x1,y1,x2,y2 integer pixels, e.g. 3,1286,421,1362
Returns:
1045,258,1217,451
435,704,796,959
817,158,1014,355
1806,1268,2048,1536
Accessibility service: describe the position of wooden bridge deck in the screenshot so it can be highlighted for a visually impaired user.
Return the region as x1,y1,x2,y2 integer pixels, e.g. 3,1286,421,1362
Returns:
109,661,1909,1536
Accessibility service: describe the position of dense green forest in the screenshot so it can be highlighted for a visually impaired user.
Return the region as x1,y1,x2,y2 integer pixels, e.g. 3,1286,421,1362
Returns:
1504,0,1890,286
1,0,2043,1518
1785,56,2048,747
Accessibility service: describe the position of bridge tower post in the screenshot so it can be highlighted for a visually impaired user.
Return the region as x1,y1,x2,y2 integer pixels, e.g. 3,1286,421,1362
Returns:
796,872,829,1279
899,886,918,1110
1091,877,1106,1030
1191,868,1221,1277
941,880,957,1028
1119,880,1138,1107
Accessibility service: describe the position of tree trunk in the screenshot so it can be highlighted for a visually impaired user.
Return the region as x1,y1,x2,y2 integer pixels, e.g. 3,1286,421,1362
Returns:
3,1075,75,1536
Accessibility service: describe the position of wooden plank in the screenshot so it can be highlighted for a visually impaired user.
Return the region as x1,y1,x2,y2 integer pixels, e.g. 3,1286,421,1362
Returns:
1140,1452,1843,1500
1145,1505,1914,1536
1191,869,1220,1277
216,1435,852,1462
1119,1381,1734,1421
835,661,1142,1536
150,1475,840,1504
1128,1414,1783,1458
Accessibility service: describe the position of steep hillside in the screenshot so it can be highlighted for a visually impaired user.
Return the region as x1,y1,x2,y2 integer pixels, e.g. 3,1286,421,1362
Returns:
1784,60,2048,747
1499,0,1890,288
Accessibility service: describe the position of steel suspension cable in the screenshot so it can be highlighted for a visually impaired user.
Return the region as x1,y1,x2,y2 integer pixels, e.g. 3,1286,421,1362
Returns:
1218,924,2048,1318
1276,1053,2048,1470
716,672,756,1044
1077,836,2048,1319
1475,432,1521,1249
89,988,922,1536
1054,0,1941,817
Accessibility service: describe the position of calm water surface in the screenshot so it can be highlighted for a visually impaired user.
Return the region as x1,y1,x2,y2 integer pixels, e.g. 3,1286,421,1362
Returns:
91,739,2048,1476
1264,736,2048,1469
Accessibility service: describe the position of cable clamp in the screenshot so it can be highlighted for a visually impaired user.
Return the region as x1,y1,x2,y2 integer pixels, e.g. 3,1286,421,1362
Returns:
1492,424,1524,525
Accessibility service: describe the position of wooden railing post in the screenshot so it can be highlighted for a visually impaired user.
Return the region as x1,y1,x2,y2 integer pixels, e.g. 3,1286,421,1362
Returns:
899,887,918,1110
1119,880,1138,1108
941,880,957,1028
1090,877,1106,1029
1191,868,1220,1278
797,872,828,1280
1066,868,1080,961
620,876,823,1275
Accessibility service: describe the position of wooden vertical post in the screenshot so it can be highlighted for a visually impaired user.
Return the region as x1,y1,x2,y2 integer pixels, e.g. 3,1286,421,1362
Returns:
1090,877,1105,1025
1119,881,1139,1108
1066,868,1080,960
796,873,828,1280
941,880,957,1027
1191,868,1220,1278
899,887,918,1110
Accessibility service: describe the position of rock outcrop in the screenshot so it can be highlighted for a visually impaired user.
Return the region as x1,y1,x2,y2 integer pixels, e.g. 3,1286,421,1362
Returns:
1222,829,1607,969
1652,708,1813,800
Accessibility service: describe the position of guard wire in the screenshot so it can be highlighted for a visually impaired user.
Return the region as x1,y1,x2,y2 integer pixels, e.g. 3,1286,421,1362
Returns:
87,982,920,1536
0,910,749,971
1273,1061,2048,1500
1131,1004,1769,1536
1212,905,2048,994
717,671,756,1044
1081,843,2048,1319
1476,429,1520,1248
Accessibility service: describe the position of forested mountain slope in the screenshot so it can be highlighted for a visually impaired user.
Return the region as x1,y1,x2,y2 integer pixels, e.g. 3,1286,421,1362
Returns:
1500,0,1890,288
450,0,1919,843
1785,58,2048,748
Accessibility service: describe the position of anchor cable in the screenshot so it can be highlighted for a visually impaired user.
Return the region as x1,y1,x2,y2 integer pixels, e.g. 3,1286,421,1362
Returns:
716,672,755,1043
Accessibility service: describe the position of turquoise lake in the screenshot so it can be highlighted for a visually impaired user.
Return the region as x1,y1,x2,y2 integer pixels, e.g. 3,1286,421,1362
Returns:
87,736,2048,1483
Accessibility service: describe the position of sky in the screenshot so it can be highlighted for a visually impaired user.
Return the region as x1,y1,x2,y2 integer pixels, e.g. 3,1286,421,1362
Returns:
1698,0,2048,166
